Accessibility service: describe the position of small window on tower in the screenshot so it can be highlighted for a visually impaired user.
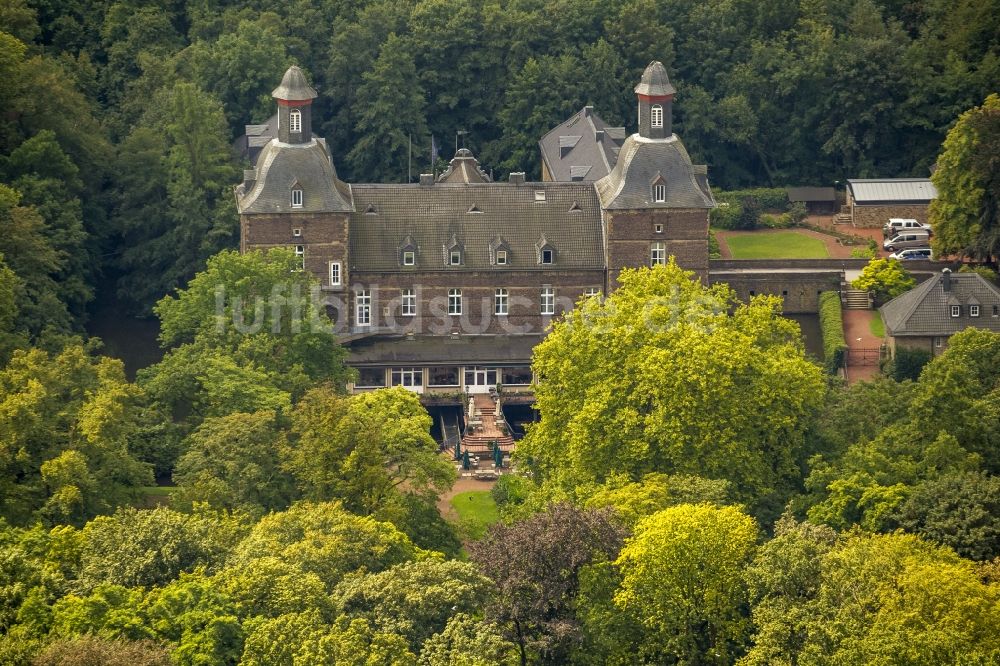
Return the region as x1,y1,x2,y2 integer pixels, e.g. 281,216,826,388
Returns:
291,188,303,208
292,228,302,237
655,224,663,233
403,250,415,266
651,104,663,128
496,250,508,265
450,250,462,266
541,249,554,264
653,183,666,202
290,109,302,133
294,245,304,269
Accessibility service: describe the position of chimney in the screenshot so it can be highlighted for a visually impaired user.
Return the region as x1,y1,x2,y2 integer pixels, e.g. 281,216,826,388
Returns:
583,105,593,117
595,129,604,143
243,169,256,190
942,267,952,292
509,172,525,185
419,173,434,186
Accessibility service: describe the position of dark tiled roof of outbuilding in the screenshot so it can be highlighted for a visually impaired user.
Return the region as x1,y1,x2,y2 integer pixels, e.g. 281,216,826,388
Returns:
348,182,604,272
880,271,1000,336
595,135,715,210
236,139,353,214
347,334,545,365
539,107,626,182
786,186,836,202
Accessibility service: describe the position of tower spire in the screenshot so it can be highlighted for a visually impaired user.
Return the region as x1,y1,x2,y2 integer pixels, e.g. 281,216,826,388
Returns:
635,61,675,139
272,65,318,145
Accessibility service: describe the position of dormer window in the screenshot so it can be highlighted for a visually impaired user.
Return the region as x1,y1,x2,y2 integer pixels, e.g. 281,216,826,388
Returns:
971,305,980,317
290,108,302,133
951,305,961,318
653,183,666,202
651,105,663,128
291,187,303,208
450,250,462,265
496,250,508,265
541,249,554,264
445,235,464,266
403,250,415,266
536,236,555,265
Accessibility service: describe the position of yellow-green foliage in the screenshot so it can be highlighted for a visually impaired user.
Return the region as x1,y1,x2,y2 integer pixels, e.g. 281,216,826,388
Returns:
852,258,916,302
818,291,847,373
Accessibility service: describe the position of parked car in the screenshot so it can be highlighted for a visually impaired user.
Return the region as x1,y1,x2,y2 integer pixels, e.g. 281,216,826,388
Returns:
884,231,931,251
883,218,932,237
889,247,933,260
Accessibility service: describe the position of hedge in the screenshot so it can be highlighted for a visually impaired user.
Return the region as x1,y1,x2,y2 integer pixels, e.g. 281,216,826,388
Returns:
819,291,848,374
714,187,790,211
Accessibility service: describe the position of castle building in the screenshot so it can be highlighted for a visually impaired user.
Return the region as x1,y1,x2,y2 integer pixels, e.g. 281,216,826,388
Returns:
235,62,715,395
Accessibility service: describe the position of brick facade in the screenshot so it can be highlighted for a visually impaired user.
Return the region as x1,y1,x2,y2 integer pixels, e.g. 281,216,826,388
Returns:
605,208,710,286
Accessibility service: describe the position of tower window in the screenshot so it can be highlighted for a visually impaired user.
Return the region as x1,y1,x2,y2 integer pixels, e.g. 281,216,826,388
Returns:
651,104,663,128
655,224,663,233
356,290,371,326
450,250,462,265
653,183,666,202
541,249,554,264
403,250,415,266
291,188,303,208
290,108,302,133
541,287,555,315
329,262,341,286
294,245,304,268
496,250,508,265
495,288,508,315
401,288,416,316
651,242,666,266
448,288,462,315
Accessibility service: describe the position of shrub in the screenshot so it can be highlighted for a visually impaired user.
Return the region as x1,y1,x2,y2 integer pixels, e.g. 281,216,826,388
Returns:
708,231,721,259
789,201,808,223
715,187,789,211
819,291,847,374
710,203,742,230
852,259,916,305
850,240,879,259
883,346,932,381
760,213,794,229
736,196,762,230
959,264,998,282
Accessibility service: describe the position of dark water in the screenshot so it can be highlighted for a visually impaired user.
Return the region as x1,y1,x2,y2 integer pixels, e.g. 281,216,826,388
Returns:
86,292,163,380
784,313,823,363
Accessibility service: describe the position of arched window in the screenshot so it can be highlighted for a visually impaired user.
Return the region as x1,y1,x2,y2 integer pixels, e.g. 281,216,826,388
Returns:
291,187,303,208
289,108,302,133
651,104,663,128
653,183,666,202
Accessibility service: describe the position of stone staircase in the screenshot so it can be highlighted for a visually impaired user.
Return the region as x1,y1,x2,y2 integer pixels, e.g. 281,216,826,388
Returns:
458,394,515,456
843,289,872,310
835,204,852,225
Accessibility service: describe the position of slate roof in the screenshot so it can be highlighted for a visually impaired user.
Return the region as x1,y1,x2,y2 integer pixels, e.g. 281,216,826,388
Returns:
848,179,937,204
347,181,604,272
880,271,1000,336
634,61,676,97
595,134,715,210
272,65,317,101
787,186,836,202
347,334,544,365
539,106,626,182
437,149,492,184
236,139,353,214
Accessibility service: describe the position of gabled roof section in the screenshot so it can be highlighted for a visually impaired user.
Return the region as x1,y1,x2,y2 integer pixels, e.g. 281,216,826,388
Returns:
236,139,353,214
437,149,492,184
348,182,603,272
848,179,937,204
595,134,715,210
539,106,627,182
880,271,1000,336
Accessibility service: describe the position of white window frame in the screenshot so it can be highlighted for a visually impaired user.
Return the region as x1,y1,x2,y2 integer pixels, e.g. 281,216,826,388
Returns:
448,288,462,316
390,367,423,387
495,288,509,315
935,337,943,348
496,250,507,265
541,248,554,264
651,104,663,128
584,288,601,298
541,287,555,315
356,290,371,327
403,250,415,266
291,188,303,208
450,250,462,266
401,288,416,316
329,261,341,286
654,223,663,233
294,245,305,269
292,228,302,237
651,242,666,266
653,183,666,202
289,108,302,133
950,305,961,318
970,305,980,317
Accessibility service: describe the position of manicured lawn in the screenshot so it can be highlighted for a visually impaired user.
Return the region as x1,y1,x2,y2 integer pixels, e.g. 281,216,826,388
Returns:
869,312,885,338
724,231,830,259
450,490,499,540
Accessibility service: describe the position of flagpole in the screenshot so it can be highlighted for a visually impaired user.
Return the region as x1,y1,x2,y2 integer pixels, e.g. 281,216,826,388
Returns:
408,133,411,183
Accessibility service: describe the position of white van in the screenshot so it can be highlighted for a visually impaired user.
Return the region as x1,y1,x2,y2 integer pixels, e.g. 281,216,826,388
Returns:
884,231,931,251
883,218,932,237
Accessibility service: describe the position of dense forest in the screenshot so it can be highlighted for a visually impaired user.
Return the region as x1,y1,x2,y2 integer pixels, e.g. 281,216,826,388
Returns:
2,0,1000,664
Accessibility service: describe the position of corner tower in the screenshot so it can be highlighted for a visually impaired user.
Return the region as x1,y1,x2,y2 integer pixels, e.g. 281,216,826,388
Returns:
596,61,714,286
272,65,317,144
635,61,675,139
